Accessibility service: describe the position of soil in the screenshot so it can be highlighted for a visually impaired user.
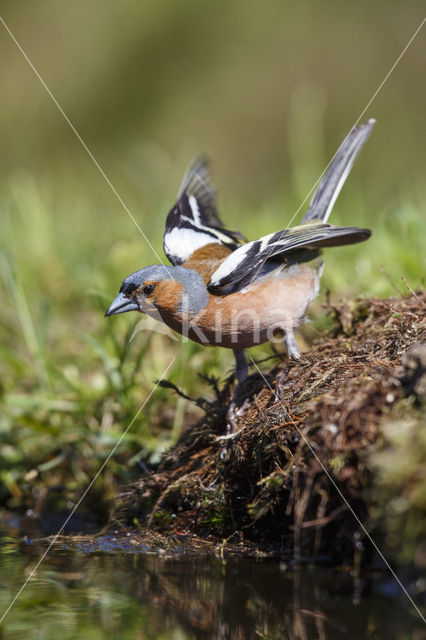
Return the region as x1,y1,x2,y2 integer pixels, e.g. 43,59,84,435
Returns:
111,291,426,564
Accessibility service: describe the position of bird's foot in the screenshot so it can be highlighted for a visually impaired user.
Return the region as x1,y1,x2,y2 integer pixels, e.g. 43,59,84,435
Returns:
221,398,250,436
218,348,249,454
274,365,291,402
225,397,239,433
217,399,249,462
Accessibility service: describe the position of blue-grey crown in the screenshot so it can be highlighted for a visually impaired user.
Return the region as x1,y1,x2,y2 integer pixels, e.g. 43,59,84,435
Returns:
120,265,174,294
120,265,208,315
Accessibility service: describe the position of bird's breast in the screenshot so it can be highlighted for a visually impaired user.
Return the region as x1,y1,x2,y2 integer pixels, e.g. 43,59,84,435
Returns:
161,263,321,348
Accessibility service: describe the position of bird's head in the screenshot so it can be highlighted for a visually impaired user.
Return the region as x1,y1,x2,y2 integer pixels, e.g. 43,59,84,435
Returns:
105,265,208,319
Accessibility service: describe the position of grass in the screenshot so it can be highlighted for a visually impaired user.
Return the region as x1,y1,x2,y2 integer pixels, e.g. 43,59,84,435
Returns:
0,163,424,517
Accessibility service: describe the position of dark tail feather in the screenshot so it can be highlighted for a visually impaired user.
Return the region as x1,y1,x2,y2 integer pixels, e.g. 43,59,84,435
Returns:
302,119,375,224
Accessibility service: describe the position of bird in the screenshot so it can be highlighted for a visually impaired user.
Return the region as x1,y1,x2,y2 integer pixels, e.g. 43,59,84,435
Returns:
106,119,375,429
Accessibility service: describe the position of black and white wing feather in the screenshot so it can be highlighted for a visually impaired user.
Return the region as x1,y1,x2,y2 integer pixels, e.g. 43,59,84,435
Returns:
302,119,375,223
163,156,244,265
208,223,371,293
209,119,375,293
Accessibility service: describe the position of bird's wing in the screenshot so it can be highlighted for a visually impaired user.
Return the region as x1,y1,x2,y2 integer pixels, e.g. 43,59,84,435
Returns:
208,222,371,293
302,119,375,224
163,156,245,266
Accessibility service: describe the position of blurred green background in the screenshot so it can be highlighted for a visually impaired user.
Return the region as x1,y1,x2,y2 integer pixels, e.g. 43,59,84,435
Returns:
0,1,424,514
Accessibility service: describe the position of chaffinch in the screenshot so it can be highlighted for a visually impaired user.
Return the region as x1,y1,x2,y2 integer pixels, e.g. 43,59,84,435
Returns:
106,119,375,426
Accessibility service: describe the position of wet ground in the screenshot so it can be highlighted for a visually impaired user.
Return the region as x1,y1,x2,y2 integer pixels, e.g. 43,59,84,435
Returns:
0,528,425,640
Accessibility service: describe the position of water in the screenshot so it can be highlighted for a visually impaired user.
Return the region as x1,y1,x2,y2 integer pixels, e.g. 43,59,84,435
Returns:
0,531,424,639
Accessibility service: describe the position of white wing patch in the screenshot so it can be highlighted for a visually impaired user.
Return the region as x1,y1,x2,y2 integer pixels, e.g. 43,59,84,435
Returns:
209,241,253,287
163,227,221,264
163,159,244,266
188,195,201,225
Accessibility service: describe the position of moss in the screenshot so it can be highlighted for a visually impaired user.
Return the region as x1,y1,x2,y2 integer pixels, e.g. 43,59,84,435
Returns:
111,293,426,565
199,487,227,534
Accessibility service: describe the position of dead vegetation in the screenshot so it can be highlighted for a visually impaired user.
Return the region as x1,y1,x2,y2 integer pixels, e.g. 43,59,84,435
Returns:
111,292,426,563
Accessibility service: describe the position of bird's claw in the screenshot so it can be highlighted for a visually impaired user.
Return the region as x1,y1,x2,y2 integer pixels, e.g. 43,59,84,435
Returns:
224,398,250,434
274,365,291,402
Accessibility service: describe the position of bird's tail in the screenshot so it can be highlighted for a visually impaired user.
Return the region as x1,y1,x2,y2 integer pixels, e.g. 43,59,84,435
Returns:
301,119,375,224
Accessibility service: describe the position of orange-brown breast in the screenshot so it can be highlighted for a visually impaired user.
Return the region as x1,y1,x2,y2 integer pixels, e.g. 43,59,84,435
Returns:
188,264,320,348
150,280,185,314
182,243,233,284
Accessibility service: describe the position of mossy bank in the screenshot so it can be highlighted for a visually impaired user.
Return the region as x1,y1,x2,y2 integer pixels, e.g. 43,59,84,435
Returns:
111,292,426,566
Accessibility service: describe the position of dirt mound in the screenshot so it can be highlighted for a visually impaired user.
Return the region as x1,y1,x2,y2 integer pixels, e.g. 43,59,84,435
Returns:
111,292,426,563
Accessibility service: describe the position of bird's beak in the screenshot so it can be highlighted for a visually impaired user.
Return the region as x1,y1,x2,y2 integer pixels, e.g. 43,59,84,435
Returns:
105,292,139,317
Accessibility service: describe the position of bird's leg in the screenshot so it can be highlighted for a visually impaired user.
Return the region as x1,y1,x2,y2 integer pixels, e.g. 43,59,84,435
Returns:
285,329,300,360
226,348,248,433
275,330,300,400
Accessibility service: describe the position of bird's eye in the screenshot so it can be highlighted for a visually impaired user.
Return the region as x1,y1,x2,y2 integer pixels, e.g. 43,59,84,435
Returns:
143,284,155,296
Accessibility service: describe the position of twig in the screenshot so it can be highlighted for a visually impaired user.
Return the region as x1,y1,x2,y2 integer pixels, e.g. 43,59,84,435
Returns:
401,276,421,300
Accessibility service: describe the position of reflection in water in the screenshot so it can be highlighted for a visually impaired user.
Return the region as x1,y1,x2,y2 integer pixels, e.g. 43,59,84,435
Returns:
0,535,424,639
